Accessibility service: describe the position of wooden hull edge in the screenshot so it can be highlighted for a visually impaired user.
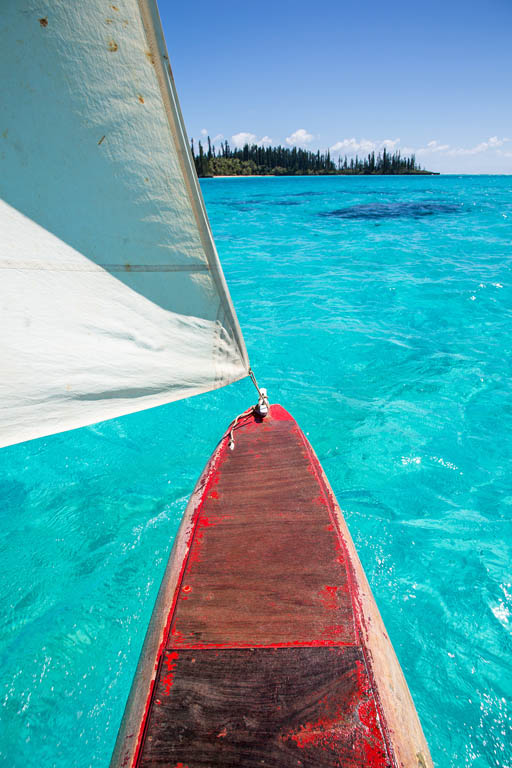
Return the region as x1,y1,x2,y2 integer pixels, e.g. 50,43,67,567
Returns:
110,431,228,768
305,434,433,768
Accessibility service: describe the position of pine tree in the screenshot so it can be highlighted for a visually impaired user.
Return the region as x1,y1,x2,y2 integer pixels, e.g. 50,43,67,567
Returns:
189,137,429,177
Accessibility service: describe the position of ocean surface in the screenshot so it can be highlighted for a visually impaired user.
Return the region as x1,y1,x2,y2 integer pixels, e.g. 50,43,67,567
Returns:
1,174,512,767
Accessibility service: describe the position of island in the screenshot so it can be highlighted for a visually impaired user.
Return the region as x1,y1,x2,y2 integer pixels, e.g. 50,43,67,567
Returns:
191,138,438,177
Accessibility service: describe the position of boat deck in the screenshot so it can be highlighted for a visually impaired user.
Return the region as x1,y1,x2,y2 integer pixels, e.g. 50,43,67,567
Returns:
132,404,398,767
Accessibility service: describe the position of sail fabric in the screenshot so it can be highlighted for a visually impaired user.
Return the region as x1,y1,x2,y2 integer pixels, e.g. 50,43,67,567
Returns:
0,0,249,448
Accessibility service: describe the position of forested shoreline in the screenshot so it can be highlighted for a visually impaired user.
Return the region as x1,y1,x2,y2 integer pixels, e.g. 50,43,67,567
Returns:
191,138,437,176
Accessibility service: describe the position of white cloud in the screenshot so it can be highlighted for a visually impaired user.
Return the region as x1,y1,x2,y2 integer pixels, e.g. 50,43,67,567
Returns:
195,129,224,145
231,132,273,148
328,136,511,164
447,136,510,156
329,137,399,155
396,136,512,172
331,138,376,154
286,128,314,146
428,140,450,151
416,140,450,155
382,138,401,151
231,131,257,148
405,136,510,158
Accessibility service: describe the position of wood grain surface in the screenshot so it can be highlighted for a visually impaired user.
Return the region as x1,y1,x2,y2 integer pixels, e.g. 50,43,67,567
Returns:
127,405,431,768
142,647,391,767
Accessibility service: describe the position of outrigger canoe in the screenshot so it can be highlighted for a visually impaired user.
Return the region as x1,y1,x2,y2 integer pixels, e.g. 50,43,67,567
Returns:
111,405,433,768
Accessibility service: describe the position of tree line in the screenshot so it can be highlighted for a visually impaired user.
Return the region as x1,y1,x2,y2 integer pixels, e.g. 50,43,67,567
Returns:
190,137,435,176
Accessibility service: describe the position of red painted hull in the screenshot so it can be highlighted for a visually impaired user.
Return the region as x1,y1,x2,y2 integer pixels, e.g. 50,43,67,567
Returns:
111,405,432,768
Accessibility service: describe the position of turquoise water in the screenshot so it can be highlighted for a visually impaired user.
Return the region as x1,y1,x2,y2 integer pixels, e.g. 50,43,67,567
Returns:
1,175,512,767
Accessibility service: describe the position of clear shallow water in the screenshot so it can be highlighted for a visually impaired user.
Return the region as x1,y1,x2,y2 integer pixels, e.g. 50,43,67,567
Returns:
1,175,512,767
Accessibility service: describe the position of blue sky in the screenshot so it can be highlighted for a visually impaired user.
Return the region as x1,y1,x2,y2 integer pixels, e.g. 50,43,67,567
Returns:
160,0,512,173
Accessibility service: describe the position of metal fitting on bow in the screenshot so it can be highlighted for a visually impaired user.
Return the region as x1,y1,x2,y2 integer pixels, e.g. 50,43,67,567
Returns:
255,387,269,418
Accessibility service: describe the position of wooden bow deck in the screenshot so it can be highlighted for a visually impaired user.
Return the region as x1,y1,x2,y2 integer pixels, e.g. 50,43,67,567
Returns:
111,405,432,768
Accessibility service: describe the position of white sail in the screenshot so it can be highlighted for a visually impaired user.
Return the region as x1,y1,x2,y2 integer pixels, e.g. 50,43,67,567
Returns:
0,0,249,448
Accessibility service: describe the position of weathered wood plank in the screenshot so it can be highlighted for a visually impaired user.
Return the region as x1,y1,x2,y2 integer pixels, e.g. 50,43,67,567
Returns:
141,647,391,768
111,404,433,768
167,415,356,647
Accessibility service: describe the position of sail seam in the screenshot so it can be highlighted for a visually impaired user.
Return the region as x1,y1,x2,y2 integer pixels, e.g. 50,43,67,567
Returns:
0,262,209,273
211,300,224,390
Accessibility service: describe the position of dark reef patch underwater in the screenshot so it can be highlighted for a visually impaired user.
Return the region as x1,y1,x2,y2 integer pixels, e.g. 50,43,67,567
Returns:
320,200,462,220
